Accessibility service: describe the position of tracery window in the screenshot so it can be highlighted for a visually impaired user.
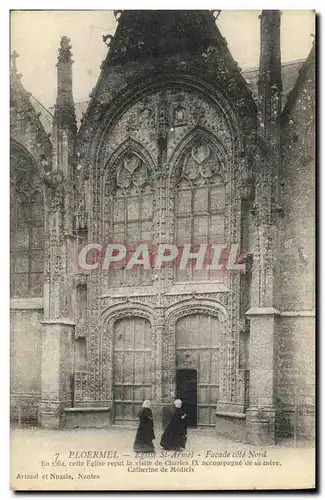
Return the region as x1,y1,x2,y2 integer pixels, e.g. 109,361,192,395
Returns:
175,143,225,282
10,146,44,297
108,152,153,287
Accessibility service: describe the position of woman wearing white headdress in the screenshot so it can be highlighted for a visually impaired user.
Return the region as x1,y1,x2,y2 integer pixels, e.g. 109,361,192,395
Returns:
133,400,155,453
160,399,187,451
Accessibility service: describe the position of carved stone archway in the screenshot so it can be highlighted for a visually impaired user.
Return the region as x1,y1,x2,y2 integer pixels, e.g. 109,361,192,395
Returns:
100,302,157,405
164,298,228,411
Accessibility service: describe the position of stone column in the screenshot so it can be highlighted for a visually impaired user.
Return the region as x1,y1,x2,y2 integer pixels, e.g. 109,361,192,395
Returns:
152,309,165,431
245,189,280,445
244,10,283,445
39,36,78,429
39,319,75,428
245,308,279,444
151,92,170,430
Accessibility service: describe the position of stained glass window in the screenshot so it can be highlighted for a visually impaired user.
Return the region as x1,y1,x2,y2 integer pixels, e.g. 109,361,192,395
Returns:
175,143,225,282
108,152,153,287
10,146,44,297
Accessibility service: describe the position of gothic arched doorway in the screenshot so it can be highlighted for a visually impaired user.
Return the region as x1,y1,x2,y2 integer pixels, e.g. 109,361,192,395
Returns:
175,313,221,426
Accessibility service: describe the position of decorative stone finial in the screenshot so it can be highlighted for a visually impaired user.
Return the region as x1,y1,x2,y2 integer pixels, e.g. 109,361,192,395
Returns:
103,34,113,47
11,50,19,73
58,36,73,62
60,36,71,50
54,35,77,133
212,10,221,20
114,10,122,21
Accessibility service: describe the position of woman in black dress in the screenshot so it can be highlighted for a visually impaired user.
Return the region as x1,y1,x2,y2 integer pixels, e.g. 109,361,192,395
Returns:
160,399,187,451
133,400,155,453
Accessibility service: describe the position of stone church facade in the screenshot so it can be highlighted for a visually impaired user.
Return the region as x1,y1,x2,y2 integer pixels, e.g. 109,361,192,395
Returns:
10,10,315,444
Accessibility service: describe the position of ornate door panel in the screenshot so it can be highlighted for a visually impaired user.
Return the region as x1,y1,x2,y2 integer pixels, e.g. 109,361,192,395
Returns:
113,317,152,423
176,314,221,426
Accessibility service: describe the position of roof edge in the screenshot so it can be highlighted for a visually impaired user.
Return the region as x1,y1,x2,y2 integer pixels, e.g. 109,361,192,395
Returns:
242,58,306,75
281,43,315,119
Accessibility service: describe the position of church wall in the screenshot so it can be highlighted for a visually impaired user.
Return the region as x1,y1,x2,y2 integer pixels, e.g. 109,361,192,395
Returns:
276,52,315,439
10,308,43,424
10,139,46,425
275,316,315,439
279,51,315,312
278,153,315,312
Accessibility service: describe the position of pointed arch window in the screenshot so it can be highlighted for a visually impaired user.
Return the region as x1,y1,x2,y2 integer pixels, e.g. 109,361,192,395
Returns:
175,143,225,282
108,151,153,287
10,146,44,297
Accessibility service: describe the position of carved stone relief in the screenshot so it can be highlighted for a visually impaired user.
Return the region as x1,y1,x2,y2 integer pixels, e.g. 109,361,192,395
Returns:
97,90,233,177
79,86,248,405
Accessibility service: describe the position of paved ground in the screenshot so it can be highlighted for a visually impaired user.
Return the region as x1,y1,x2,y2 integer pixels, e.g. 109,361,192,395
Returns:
10,426,315,491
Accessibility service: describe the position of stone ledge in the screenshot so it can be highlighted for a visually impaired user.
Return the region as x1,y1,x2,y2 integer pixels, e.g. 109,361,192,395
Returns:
280,310,315,317
246,307,315,317
165,283,229,295
73,400,111,408
41,318,76,326
101,284,229,298
10,297,43,310
101,286,155,298
245,307,280,316
215,411,246,419
64,407,111,413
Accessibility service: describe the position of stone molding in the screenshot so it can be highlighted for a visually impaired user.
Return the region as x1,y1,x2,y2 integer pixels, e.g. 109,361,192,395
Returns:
64,407,111,413
10,297,43,310
215,411,246,419
245,306,280,316
280,310,315,317
246,307,315,317
41,318,76,326
165,296,228,326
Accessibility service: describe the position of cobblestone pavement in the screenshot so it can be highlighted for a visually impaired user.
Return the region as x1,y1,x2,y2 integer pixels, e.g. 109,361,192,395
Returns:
11,426,315,491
